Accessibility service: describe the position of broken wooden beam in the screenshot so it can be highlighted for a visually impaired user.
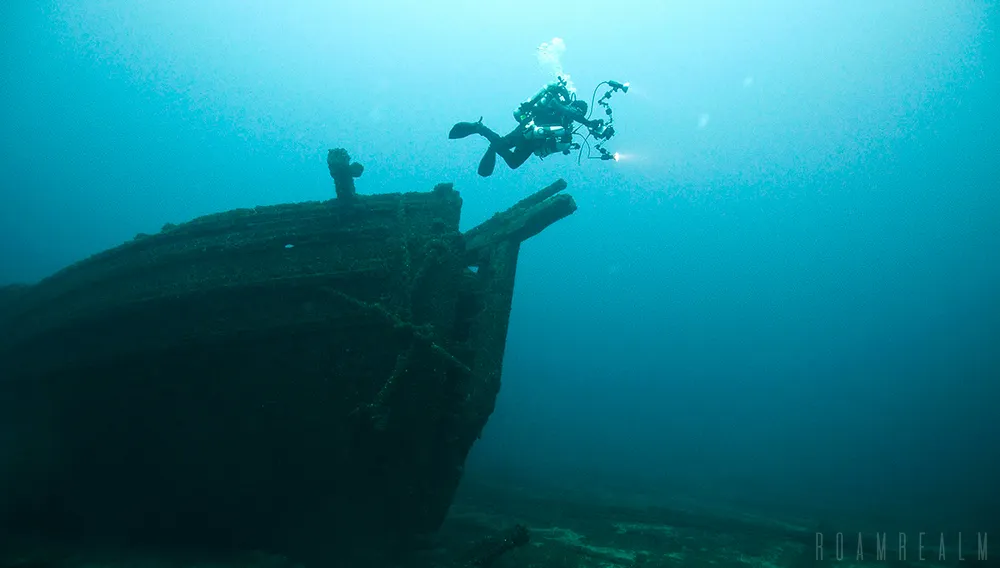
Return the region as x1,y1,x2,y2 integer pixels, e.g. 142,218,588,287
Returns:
463,179,576,264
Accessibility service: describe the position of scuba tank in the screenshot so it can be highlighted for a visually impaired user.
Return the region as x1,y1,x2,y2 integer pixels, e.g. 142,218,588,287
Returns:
513,76,571,124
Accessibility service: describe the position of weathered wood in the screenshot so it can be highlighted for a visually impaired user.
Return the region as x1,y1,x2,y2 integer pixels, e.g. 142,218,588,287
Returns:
463,179,575,264
463,178,567,245
327,147,364,199
0,169,579,567
507,177,568,212
464,195,576,264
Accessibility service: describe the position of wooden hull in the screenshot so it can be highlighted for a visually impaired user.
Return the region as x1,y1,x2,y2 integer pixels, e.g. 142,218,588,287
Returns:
0,180,575,562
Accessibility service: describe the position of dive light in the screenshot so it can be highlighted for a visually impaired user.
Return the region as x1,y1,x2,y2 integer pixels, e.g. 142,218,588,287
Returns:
608,80,629,93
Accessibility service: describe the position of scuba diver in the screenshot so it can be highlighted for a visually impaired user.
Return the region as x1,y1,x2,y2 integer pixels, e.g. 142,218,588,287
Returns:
449,76,629,177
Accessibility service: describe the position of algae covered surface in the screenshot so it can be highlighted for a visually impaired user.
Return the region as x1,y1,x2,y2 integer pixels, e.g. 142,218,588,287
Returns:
3,477,976,568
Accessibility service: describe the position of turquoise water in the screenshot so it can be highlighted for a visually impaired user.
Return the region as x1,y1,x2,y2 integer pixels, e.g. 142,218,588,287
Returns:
2,0,997,552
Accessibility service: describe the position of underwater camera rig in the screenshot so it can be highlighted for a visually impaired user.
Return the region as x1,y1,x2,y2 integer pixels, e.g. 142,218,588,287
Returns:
513,76,630,163
580,79,629,162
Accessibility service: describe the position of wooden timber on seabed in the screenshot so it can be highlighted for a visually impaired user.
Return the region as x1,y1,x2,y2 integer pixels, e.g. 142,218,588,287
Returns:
0,149,577,565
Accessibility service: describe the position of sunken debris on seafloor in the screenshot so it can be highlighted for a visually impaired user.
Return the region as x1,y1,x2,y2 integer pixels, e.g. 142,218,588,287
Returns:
0,149,576,564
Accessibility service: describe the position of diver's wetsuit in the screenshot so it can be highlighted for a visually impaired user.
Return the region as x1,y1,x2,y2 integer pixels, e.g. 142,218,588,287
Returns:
450,81,597,177
474,124,536,177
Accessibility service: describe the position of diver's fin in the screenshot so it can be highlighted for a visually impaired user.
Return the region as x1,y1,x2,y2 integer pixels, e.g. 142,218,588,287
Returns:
478,149,497,177
449,117,484,139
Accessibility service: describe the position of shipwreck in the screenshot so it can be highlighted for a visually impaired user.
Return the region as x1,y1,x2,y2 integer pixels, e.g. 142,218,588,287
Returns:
0,149,576,563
